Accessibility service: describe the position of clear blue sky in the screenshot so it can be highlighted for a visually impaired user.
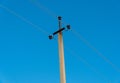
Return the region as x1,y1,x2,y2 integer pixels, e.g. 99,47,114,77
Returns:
0,0,120,83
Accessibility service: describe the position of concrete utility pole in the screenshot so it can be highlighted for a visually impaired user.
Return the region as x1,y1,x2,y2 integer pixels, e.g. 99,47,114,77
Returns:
49,16,70,83
58,16,66,83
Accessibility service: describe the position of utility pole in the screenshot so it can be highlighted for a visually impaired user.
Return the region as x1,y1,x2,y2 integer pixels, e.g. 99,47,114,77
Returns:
58,16,66,83
49,16,70,83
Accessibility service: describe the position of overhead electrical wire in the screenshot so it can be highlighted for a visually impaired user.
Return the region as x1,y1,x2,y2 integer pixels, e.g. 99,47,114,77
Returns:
28,0,120,73
30,2,111,81
71,29,120,72
0,4,49,35
65,47,111,83
1,1,119,82
29,0,57,18
29,0,67,26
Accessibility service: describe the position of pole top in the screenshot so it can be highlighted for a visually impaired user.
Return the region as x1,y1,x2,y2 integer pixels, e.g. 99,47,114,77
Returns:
58,16,62,20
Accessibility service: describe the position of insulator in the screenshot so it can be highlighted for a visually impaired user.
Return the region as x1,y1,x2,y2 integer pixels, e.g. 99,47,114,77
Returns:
49,35,53,39
58,16,62,20
66,25,70,30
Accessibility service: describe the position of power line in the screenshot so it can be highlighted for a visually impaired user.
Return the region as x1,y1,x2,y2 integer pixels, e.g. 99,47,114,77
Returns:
29,1,120,72
71,29,120,73
65,47,111,83
1,1,119,82
0,4,49,35
29,0,57,18
29,0,69,26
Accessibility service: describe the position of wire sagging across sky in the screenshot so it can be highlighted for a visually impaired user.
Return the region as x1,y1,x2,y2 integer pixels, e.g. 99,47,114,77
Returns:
65,47,111,83
0,4,49,35
1,1,120,82
28,0,120,73
29,0,57,18
71,29,120,73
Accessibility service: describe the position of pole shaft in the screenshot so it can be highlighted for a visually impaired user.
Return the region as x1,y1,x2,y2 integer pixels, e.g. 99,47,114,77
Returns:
58,18,66,83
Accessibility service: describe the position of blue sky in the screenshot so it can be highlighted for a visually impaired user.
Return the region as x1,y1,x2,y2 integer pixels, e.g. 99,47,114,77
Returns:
0,0,120,83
